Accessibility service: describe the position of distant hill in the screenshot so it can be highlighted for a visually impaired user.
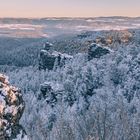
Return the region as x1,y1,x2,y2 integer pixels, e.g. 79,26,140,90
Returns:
0,17,139,38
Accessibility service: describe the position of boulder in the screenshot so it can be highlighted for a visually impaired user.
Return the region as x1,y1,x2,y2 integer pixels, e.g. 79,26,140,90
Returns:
88,43,110,60
0,74,27,140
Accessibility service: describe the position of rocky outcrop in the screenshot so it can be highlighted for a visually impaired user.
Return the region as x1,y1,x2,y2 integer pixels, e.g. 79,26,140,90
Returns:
38,82,64,107
88,43,110,60
39,42,73,70
95,30,133,46
0,74,27,140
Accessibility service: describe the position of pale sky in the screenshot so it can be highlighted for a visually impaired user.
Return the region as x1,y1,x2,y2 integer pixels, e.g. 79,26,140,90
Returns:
0,0,140,18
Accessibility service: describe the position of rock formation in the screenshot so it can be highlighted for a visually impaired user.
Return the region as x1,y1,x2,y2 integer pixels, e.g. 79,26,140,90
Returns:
39,82,64,107
0,74,27,140
39,42,73,70
88,43,110,60
95,30,133,46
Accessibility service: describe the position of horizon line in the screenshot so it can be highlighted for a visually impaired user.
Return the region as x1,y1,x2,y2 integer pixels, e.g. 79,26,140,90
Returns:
0,16,140,19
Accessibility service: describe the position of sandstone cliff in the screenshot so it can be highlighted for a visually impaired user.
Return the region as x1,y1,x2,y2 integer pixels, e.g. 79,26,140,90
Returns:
0,74,27,140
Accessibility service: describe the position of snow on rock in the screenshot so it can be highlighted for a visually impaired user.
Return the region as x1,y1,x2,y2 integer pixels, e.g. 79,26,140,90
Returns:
39,82,64,107
0,74,27,140
39,42,73,70
88,43,110,60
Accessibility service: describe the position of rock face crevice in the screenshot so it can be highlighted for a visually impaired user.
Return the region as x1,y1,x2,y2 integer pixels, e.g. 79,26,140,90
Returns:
0,74,27,140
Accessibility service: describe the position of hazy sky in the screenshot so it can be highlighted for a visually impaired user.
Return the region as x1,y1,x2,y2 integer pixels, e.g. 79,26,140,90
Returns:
0,0,140,18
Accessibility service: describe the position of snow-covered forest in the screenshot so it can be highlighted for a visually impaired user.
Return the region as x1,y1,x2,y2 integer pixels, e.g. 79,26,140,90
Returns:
0,18,140,140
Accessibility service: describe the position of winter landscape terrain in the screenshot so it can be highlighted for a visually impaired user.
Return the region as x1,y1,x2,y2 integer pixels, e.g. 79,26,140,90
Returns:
0,17,140,140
